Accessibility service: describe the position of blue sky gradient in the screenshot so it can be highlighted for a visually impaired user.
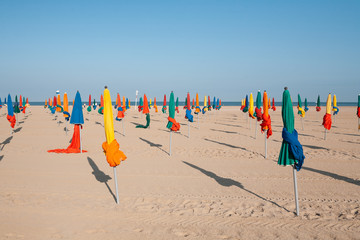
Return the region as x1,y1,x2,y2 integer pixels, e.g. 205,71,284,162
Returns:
1,0,359,102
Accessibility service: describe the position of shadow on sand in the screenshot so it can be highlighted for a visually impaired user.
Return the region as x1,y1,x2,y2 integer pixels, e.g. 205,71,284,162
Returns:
87,157,117,203
183,161,291,213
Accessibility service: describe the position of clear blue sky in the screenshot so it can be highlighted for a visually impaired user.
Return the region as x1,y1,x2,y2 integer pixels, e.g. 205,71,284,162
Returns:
0,0,359,102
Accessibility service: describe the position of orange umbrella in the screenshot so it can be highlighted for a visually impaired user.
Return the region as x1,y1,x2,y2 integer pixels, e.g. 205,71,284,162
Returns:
143,94,149,114
154,97,158,113
57,94,61,112
122,96,126,112
117,94,121,108
260,91,272,158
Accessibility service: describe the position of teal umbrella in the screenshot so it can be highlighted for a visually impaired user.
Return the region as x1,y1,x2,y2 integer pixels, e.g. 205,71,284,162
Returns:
14,95,20,114
304,98,309,112
278,88,305,216
316,95,321,111
166,92,179,156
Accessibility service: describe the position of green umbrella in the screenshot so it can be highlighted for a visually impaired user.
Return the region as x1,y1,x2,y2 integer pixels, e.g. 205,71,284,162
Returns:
278,89,295,166
14,95,20,114
175,97,179,112
256,91,262,109
304,98,308,112
297,94,302,115
317,95,320,107
166,92,179,156
278,88,305,216
166,92,175,130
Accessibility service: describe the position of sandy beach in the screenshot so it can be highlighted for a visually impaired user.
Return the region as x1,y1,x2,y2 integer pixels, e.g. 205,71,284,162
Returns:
0,106,359,240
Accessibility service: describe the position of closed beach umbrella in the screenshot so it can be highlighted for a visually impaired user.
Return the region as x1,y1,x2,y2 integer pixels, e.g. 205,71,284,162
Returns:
248,93,255,119
102,86,127,204
48,91,86,153
185,92,194,138
212,97,216,110
57,94,62,112
316,95,321,112
136,95,150,128
208,96,211,111
154,97,158,113
7,94,16,129
297,94,305,118
202,95,208,114
195,93,201,114
162,94,167,113
278,87,305,216
304,98,309,112
332,95,339,115
175,97,179,113
98,95,104,114
322,93,332,139
87,94,92,112
271,98,276,111
166,92,180,156
260,91,273,156
243,95,249,113
14,96,20,114
255,91,263,121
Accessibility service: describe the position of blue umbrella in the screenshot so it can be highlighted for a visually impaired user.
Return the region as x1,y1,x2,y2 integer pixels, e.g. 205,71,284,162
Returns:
70,91,84,125
7,94,14,116
0,97,2,107
126,98,129,110
213,97,216,110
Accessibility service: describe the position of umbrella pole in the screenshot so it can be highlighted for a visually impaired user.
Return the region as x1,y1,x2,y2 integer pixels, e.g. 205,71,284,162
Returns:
324,129,327,140
79,125,82,153
197,114,199,129
255,120,257,139
265,132,267,159
334,115,336,124
169,130,172,156
301,117,304,130
65,121,67,136
293,165,300,216
122,119,125,136
113,167,119,204
188,121,190,138
249,117,251,130
358,118,360,132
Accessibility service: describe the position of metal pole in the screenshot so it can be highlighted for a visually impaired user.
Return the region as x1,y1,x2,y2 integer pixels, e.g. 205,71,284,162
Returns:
65,121,67,136
113,167,119,204
122,120,125,136
301,117,304,130
358,118,360,132
197,114,199,129
255,120,257,139
265,132,267,159
324,129,327,140
293,165,300,216
188,121,190,138
249,117,251,130
169,130,172,156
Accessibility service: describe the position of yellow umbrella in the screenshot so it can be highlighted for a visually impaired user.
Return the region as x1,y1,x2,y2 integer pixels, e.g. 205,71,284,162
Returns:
102,87,127,204
249,93,255,119
195,93,201,113
326,94,332,115
122,96,126,111
203,95,208,113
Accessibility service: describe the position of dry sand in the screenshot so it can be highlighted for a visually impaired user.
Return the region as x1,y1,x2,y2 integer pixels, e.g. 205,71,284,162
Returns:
0,106,359,239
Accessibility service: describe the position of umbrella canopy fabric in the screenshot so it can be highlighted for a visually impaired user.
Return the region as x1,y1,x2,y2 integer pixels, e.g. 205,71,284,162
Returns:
255,91,263,121
154,97,158,113
166,92,180,131
7,94,16,128
102,87,127,167
126,98,129,110
278,88,305,171
175,97,179,113
212,97,216,110
70,91,84,125
202,95,208,114
243,95,249,113
63,93,70,121
332,95,339,115
195,93,201,114
14,96,20,114
208,96,211,111
271,98,276,111
316,95,321,112
185,93,194,122
248,93,255,119
322,94,332,130
297,94,305,117
304,98,309,112
87,94,92,112
162,94,167,113
357,94,360,118
143,94,149,114
260,91,272,138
